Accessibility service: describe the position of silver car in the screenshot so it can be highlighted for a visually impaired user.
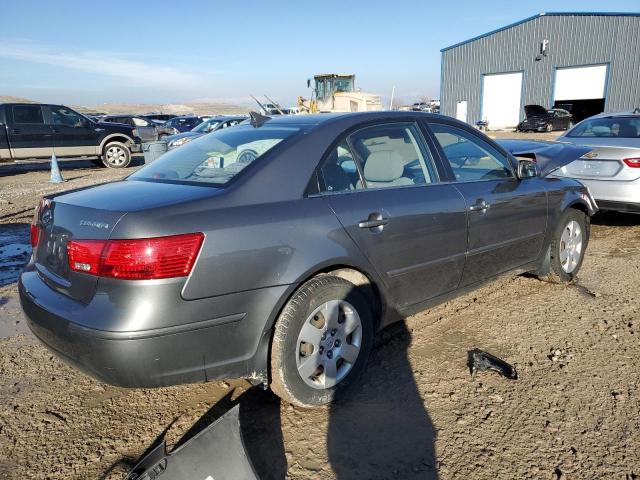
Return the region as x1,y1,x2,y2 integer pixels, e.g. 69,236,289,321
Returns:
555,111,640,213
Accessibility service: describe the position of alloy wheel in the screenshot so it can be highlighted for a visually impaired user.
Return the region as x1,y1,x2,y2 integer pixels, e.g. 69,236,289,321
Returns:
106,146,127,166
559,220,583,273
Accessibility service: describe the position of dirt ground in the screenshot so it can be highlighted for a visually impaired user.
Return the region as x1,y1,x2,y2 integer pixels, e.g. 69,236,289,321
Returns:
0,135,639,479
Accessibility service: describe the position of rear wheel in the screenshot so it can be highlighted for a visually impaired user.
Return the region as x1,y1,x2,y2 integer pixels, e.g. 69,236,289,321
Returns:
102,142,131,168
270,275,374,407
541,209,589,283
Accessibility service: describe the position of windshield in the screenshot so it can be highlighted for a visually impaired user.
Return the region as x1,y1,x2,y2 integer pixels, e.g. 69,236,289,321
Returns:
568,117,640,138
130,125,299,185
192,120,220,133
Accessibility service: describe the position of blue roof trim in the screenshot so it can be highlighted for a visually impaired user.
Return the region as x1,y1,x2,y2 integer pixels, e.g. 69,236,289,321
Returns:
441,11,640,52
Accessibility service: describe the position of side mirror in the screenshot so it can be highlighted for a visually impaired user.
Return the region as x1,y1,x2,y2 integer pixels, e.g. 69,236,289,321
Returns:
517,158,538,179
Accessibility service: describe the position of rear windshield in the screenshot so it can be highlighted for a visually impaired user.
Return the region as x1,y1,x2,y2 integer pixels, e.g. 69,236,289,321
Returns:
130,125,299,185
567,117,640,138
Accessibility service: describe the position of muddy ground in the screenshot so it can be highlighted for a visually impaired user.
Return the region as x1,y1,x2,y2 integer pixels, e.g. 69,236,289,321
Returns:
0,136,638,479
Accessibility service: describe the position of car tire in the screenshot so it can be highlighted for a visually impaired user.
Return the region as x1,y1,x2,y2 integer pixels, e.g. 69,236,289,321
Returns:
546,123,553,132
102,142,131,168
540,209,589,283
270,275,374,408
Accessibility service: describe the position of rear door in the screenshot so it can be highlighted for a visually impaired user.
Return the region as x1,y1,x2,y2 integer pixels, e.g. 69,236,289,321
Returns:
132,116,158,142
46,105,99,156
426,121,547,286
6,104,54,159
319,121,468,309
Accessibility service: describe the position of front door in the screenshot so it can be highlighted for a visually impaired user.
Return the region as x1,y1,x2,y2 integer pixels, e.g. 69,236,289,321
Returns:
317,121,468,309
428,122,548,286
6,104,54,159
46,105,99,156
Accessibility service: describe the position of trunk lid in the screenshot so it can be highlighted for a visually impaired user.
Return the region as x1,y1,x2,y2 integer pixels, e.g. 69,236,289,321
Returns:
34,201,125,302
35,179,221,302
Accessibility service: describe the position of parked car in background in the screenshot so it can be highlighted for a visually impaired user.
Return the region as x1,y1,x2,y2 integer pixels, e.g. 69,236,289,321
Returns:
165,115,247,149
553,111,640,213
516,105,573,132
144,113,177,124
158,115,204,138
411,102,431,112
99,114,159,143
20,111,596,408
0,102,141,168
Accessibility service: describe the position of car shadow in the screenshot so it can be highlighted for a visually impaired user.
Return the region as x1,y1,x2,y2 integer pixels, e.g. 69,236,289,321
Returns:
591,210,640,226
328,320,438,479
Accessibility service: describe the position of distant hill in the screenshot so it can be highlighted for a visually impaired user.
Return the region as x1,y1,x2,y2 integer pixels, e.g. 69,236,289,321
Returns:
0,95,248,116
74,102,249,116
0,95,37,103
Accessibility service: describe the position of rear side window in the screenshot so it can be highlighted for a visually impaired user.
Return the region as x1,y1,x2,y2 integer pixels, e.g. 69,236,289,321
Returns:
12,105,44,124
568,117,640,138
319,122,437,192
430,124,513,181
130,125,299,186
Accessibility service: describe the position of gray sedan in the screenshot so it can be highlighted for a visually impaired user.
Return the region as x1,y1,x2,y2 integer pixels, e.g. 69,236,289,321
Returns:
19,112,595,407
555,111,640,213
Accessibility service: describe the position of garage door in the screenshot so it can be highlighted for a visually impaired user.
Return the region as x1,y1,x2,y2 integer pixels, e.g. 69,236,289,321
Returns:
554,64,608,101
481,72,523,130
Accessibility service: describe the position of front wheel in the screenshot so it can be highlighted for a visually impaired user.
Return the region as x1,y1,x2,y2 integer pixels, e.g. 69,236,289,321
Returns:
102,142,131,168
270,275,374,407
541,209,589,283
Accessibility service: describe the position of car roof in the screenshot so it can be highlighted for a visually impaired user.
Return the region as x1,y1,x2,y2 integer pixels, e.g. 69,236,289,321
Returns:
584,110,640,120
260,111,448,129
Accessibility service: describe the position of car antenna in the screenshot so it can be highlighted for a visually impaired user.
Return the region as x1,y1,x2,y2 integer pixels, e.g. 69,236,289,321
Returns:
249,111,271,128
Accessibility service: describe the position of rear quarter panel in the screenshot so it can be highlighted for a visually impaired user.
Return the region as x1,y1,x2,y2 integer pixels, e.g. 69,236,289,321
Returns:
109,195,381,301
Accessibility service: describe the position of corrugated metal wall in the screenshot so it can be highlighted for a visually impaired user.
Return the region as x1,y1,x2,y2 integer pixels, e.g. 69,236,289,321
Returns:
441,14,640,126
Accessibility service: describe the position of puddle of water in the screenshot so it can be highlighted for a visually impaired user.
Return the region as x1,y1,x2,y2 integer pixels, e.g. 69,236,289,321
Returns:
0,224,31,286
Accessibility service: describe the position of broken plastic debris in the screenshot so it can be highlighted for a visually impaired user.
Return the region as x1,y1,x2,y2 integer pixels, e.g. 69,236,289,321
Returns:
467,348,518,380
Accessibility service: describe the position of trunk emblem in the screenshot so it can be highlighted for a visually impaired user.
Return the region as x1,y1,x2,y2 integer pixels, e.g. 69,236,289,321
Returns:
583,152,598,159
79,220,110,229
41,209,53,226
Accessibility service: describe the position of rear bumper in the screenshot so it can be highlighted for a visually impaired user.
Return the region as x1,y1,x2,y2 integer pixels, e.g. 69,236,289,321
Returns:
573,177,640,207
19,267,287,387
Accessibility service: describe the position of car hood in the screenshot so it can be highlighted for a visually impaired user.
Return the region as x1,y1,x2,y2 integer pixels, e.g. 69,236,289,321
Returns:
164,131,205,143
524,104,550,118
496,139,593,176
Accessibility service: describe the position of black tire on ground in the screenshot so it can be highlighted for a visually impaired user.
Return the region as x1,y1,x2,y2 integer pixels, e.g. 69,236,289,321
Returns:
270,275,374,408
102,141,131,168
539,208,589,283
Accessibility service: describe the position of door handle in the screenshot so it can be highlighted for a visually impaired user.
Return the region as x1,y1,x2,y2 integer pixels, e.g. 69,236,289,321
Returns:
11,128,20,134
50,128,59,134
468,200,490,212
358,212,389,230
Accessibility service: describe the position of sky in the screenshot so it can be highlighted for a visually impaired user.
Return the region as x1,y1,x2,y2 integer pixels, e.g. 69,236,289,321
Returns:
0,0,638,107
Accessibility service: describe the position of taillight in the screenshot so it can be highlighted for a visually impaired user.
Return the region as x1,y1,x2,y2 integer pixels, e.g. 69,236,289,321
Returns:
30,198,46,248
30,224,41,248
623,158,640,168
67,232,204,280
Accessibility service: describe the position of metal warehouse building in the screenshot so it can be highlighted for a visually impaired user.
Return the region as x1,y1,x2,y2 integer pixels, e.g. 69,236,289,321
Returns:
440,12,640,129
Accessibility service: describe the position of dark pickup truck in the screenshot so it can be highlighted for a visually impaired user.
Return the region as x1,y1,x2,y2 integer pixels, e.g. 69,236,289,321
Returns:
0,103,142,168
